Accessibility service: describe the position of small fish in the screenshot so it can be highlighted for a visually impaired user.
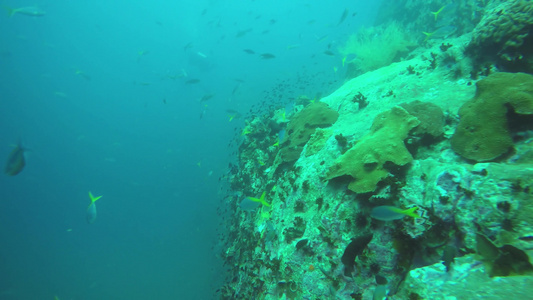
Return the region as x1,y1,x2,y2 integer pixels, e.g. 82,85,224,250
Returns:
337,8,348,26
183,42,193,51
236,28,252,38
243,49,255,54
323,50,335,56
423,25,457,41
74,70,91,81
226,109,242,121
373,275,388,300
370,206,420,221
86,192,102,224
231,84,240,95
4,6,46,17
273,129,286,147
4,141,26,176
442,244,456,272
260,53,275,59
199,93,214,102
431,4,457,21
316,34,328,42
54,91,68,98
239,192,270,211
137,50,149,62
286,44,300,50
185,79,200,84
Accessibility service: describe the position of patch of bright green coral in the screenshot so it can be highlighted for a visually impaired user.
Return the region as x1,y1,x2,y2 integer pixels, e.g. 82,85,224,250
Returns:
451,72,533,161
326,106,420,193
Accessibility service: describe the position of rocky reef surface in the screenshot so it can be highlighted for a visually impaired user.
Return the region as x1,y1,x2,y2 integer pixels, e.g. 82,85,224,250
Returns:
218,1,533,299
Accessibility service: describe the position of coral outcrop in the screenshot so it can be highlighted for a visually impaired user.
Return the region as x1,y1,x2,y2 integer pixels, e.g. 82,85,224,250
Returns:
326,106,420,193
468,0,533,72
451,72,533,161
280,102,338,162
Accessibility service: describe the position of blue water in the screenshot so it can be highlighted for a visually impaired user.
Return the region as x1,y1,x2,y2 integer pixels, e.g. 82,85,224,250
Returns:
0,1,380,299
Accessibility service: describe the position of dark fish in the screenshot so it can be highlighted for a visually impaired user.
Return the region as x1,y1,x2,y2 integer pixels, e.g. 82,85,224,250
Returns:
4,142,25,176
316,34,328,42
185,79,200,84
260,53,275,59
442,245,456,272
243,49,255,54
323,50,335,56
341,234,373,276
236,28,252,38
337,8,348,26
231,84,240,95
200,93,214,102
183,42,193,51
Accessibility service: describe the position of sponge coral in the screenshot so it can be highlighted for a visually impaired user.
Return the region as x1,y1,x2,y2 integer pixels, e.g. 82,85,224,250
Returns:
326,106,419,193
451,72,533,161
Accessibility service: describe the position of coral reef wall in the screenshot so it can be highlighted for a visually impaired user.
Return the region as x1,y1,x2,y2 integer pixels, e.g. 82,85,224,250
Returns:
217,1,533,299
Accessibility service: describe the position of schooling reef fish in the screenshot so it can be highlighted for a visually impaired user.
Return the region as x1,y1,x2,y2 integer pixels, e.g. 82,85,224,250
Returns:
4,142,26,176
86,192,103,224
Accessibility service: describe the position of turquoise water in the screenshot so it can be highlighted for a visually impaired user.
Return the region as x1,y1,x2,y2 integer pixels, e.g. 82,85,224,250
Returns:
0,1,380,299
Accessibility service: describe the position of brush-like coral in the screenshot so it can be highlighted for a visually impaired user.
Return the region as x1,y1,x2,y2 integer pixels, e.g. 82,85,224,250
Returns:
339,22,413,73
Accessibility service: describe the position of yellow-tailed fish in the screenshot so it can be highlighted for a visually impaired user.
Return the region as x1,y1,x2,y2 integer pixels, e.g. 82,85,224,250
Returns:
239,192,270,211
370,206,420,221
86,192,102,224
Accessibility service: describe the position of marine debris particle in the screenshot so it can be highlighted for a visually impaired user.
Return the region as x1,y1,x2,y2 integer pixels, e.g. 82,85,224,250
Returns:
341,234,373,276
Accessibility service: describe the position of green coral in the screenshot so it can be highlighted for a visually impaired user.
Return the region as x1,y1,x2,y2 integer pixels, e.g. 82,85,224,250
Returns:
451,72,533,161
326,106,420,193
280,102,338,162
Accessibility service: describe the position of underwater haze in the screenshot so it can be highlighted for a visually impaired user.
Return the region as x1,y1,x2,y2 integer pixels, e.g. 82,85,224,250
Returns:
0,0,379,299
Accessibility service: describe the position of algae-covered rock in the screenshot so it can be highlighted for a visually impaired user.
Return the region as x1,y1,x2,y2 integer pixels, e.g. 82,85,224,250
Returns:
326,106,419,193
451,72,533,161
399,255,533,300
281,102,338,162
400,100,444,138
